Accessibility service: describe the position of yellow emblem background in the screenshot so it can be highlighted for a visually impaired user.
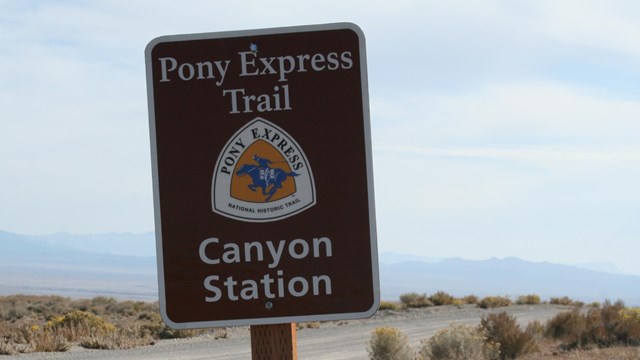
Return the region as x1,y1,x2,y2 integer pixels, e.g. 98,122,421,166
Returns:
230,139,297,203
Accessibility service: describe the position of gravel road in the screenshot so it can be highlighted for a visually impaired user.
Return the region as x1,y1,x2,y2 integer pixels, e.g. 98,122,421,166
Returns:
9,304,571,359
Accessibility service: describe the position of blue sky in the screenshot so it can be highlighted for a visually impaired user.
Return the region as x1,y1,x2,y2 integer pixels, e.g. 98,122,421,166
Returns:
1,1,639,274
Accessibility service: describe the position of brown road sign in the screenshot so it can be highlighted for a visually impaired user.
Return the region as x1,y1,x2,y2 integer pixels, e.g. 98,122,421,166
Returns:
145,23,378,328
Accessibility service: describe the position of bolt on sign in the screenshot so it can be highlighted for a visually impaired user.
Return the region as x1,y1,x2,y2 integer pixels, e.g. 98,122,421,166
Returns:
145,23,379,328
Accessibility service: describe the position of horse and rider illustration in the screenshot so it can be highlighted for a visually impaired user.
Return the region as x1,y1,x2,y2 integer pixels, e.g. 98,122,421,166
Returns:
235,155,298,202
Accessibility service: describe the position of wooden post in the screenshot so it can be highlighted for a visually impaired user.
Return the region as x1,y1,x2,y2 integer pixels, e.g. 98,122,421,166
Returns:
250,323,298,360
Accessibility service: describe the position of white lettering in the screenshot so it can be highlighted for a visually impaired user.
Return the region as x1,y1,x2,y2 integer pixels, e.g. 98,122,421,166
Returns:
239,51,259,76
288,276,309,297
266,240,286,268
222,88,244,114
222,243,241,264
158,57,177,82
313,237,333,258
199,237,220,265
289,239,309,259
178,63,195,80
203,272,332,302
313,275,332,295
199,236,332,267
215,60,231,86
204,275,221,302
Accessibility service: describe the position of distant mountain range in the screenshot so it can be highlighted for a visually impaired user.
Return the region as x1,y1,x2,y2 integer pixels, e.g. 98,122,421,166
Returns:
0,230,157,300
1,230,638,305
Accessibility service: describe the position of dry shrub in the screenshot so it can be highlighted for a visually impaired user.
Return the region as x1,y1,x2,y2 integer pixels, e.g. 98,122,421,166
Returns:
616,308,640,346
88,296,118,314
588,302,601,308
213,329,228,339
46,310,115,342
106,300,156,317
462,295,480,305
367,326,414,360
296,322,320,330
0,295,72,322
400,293,433,308
379,301,401,311
549,296,574,306
430,292,456,306
30,328,71,353
157,325,203,339
481,312,537,359
0,324,70,354
525,320,545,339
479,296,512,309
80,325,154,350
417,324,499,360
138,312,199,339
545,300,640,349
545,310,584,347
516,295,541,305
0,296,168,353
0,340,15,355
0,295,159,323
598,301,640,346
545,308,612,348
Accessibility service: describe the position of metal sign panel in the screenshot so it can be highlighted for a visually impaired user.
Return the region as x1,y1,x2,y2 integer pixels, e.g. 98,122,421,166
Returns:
145,23,378,328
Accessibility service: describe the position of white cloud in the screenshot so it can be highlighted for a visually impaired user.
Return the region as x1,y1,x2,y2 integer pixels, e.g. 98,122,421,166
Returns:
378,145,640,165
373,81,640,147
539,0,640,58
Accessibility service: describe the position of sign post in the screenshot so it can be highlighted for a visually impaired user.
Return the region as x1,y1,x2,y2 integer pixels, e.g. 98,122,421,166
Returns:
145,23,378,357
251,323,297,359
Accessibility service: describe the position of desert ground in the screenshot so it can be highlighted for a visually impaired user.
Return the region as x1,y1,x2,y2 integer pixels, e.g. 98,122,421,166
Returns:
9,304,575,360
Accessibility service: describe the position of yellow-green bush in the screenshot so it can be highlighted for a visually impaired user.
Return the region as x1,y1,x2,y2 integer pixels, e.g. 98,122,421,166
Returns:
462,295,479,305
379,301,401,311
516,294,541,305
367,327,414,360
417,324,499,360
46,310,115,341
0,295,169,353
479,296,511,309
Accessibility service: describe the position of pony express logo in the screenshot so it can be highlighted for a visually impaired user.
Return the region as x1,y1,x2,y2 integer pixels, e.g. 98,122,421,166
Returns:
212,117,315,222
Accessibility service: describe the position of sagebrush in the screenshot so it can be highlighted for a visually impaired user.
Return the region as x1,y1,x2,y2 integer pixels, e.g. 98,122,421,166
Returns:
546,300,640,349
0,295,202,354
479,296,512,309
516,294,541,305
480,311,537,359
429,292,456,306
417,324,499,360
368,326,414,360
399,293,433,308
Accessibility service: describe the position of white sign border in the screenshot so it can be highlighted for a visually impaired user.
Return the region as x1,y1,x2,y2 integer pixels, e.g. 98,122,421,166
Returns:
145,22,379,329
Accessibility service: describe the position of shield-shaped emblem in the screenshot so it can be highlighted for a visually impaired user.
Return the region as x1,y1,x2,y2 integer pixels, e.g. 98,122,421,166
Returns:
212,117,315,222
